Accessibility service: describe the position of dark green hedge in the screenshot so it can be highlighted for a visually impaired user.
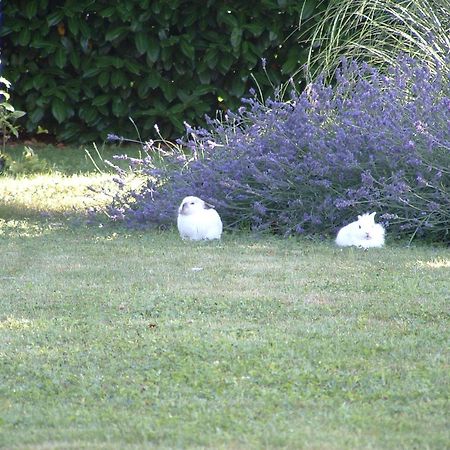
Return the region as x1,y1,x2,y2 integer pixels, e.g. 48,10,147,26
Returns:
1,0,326,142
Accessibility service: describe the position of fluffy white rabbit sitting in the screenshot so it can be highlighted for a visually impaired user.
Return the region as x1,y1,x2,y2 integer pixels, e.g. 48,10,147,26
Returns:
335,212,385,248
177,196,223,240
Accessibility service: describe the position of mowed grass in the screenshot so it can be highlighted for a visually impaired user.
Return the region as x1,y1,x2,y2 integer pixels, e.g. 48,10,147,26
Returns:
0,146,449,449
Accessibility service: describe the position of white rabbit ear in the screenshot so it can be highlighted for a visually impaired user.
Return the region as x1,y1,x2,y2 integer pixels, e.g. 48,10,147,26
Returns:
357,215,362,220
369,212,376,219
203,202,215,209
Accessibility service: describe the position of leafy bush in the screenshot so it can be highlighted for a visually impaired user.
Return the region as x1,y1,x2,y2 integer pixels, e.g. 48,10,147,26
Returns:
103,55,450,244
1,0,326,143
0,77,26,149
0,76,26,173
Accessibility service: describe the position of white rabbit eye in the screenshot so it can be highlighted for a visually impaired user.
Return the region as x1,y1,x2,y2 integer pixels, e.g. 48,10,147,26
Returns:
358,225,362,229
190,202,195,205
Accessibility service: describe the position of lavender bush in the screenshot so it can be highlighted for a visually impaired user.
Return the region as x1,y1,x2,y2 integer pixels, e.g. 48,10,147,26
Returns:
104,55,450,244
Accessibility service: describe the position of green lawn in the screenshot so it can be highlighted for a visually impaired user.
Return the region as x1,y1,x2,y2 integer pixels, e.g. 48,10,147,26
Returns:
3,142,140,174
0,147,449,449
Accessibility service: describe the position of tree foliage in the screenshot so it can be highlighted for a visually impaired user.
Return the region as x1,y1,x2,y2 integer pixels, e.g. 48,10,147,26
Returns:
1,0,327,142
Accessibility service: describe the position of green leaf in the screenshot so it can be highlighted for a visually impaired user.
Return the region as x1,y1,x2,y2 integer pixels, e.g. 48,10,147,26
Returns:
67,16,79,35
98,72,110,89
168,112,184,130
218,52,234,74
269,31,278,42
78,19,91,38
148,72,161,89
9,110,26,120
25,1,38,19
125,60,141,75
55,47,67,69
230,27,243,50
169,103,186,114
198,70,211,84
160,79,176,102
230,76,246,98
112,97,128,117
110,71,127,88
1,102,14,112
69,51,80,69
161,47,172,70
61,37,73,52
217,9,238,28
92,94,110,107
301,0,317,20
179,37,195,61
0,25,12,38
152,1,161,14
57,123,81,141
176,89,191,102
99,6,116,18
194,85,214,96
35,96,49,108
29,107,44,125
244,22,265,37
146,37,160,62
204,48,218,70
17,28,31,46
137,80,150,99
32,73,47,89
79,105,98,124
112,57,125,69
281,48,302,75
51,97,68,123
47,11,65,26
82,67,101,78
105,26,128,42
135,32,148,55
242,42,257,67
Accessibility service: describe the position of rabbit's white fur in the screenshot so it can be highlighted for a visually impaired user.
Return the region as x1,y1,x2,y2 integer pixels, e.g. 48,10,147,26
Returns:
177,196,223,240
335,212,385,248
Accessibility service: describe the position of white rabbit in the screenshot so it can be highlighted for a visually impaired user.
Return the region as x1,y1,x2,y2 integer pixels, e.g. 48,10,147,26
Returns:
177,196,223,240
335,212,385,248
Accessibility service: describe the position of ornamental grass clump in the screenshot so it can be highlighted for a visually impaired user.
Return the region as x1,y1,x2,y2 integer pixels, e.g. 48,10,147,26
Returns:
105,55,449,244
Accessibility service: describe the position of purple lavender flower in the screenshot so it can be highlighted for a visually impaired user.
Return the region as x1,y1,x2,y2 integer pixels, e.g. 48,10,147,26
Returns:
101,54,450,243
106,133,124,142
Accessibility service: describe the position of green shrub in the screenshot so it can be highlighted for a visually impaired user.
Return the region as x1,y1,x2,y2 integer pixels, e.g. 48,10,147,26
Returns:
0,76,26,172
0,76,26,149
1,0,327,143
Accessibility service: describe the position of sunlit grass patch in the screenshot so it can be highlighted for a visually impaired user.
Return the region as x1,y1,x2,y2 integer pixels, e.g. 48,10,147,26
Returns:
0,317,32,330
0,173,115,211
0,172,146,220
0,142,145,220
416,258,450,269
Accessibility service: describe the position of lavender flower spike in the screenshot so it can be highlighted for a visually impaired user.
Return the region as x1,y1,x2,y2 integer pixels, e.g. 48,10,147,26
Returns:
106,134,124,142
